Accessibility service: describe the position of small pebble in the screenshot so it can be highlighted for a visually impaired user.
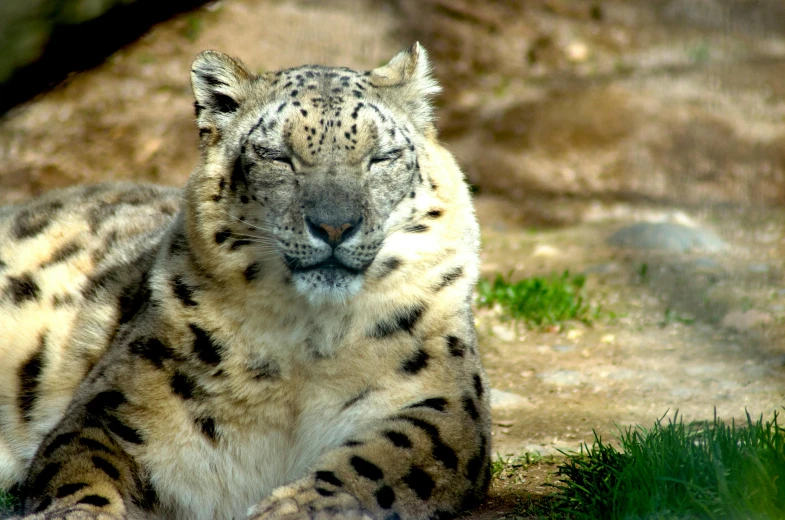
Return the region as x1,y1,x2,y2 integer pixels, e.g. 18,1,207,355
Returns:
692,257,720,269
538,370,582,386
566,41,589,62
605,369,636,381
670,387,694,398
533,244,559,257
583,263,619,274
491,324,516,342
490,389,531,410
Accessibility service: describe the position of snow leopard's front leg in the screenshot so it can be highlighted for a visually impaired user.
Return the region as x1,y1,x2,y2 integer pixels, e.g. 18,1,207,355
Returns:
10,413,140,520
249,382,491,520
9,370,156,520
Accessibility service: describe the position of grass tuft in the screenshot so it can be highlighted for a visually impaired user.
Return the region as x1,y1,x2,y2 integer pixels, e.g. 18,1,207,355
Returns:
548,410,785,519
0,488,18,516
477,271,593,328
180,15,203,42
492,451,556,481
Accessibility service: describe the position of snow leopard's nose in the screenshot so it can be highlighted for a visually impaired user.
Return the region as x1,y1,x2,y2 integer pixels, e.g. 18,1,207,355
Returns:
306,216,362,247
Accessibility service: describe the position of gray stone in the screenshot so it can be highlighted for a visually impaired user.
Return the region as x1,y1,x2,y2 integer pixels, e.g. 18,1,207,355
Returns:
489,388,531,409
538,370,583,386
607,222,727,252
684,364,723,376
583,263,619,274
692,257,720,269
552,344,575,353
670,387,695,398
605,369,637,381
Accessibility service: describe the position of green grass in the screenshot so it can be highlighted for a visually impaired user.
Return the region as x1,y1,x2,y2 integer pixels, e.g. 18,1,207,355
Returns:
638,263,649,283
548,410,785,519
0,488,17,516
492,451,556,480
7,413,783,519
660,308,696,327
180,15,203,42
688,41,712,64
477,271,594,328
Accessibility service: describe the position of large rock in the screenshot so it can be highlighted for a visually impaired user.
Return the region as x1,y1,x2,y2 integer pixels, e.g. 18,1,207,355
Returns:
608,222,727,252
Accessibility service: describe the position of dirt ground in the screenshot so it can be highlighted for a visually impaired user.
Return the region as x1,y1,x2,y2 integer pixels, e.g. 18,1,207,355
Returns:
466,195,785,516
1,0,784,517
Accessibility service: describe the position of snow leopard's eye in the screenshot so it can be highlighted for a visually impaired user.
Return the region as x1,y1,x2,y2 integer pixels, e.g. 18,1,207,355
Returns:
270,156,294,170
368,150,403,169
253,145,294,171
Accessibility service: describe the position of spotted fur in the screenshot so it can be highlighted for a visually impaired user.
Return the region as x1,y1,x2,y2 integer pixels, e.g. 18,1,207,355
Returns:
0,43,489,520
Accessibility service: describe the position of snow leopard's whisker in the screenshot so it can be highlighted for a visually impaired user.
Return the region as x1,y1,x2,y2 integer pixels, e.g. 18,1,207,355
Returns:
383,221,415,240
218,209,276,233
228,232,278,244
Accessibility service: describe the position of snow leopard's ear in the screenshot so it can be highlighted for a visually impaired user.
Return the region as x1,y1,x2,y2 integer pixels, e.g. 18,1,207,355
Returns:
191,51,253,136
370,42,441,131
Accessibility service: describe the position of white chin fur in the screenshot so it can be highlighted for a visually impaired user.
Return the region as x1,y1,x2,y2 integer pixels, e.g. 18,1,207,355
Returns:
292,270,364,305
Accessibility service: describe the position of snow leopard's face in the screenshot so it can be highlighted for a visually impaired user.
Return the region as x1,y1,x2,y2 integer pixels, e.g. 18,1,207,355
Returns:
190,50,439,304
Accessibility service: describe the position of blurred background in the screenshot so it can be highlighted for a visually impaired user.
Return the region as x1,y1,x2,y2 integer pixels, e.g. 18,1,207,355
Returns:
1,0,784,515
2,0,785,209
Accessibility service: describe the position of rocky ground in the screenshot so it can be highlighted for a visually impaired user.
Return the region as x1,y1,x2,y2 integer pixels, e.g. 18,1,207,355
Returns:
1,0,784,517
